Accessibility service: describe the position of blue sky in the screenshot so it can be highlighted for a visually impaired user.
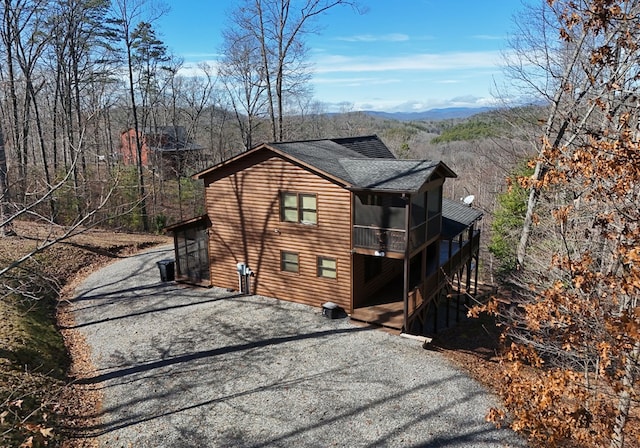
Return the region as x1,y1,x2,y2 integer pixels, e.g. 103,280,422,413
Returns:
157,0,530,112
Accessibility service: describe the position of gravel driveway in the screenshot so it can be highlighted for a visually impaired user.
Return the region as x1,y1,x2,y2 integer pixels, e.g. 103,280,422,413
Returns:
71,245,525,447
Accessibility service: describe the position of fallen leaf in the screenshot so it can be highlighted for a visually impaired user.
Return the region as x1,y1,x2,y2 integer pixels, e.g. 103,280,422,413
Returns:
40,427,54,438
19,436,33,448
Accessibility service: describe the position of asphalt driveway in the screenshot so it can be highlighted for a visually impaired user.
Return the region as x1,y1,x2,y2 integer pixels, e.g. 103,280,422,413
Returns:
71,245,525,447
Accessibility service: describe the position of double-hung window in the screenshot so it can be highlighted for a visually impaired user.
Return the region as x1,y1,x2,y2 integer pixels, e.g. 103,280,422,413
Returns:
281,251,299,273
281,192,317,224
317,256,337,279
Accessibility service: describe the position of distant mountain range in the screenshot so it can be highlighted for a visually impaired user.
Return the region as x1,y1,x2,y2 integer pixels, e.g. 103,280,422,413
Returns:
363,107,495,121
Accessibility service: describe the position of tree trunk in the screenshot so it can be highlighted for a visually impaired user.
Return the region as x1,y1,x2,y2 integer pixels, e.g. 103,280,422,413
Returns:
26,78,55,219
127,40,150,231
610,340,640,448
255,0,277,141
0,127,15,236
2,0,25,201
516,30,588,267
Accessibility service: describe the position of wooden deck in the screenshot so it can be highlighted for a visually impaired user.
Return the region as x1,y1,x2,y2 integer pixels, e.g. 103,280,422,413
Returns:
350,233,481,333
351,276,404,330
351,300,404,330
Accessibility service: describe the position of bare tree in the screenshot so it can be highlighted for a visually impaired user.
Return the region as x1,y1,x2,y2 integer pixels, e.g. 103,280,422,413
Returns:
223,0,360,142
219,28,268,150
110,0,167,231
506,0,617,268
0,0,52,202
0,127,14,236
479,1,640,446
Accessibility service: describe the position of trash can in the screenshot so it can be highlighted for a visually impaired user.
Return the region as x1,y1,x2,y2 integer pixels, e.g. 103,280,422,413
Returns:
157,259,175,282
322,301,341,319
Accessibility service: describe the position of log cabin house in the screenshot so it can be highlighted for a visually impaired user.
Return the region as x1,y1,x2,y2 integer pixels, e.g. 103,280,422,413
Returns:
118,126,204,174
166,135,482,335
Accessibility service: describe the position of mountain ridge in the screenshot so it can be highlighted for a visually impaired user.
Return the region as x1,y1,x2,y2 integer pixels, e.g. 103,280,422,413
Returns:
362,107,495,121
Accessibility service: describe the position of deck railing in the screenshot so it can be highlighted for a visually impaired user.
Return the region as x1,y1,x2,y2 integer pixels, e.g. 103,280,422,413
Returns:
405,229,481,333
353,225,406,253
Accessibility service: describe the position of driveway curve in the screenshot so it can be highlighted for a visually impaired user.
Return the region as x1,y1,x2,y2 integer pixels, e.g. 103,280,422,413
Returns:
71,245,525,447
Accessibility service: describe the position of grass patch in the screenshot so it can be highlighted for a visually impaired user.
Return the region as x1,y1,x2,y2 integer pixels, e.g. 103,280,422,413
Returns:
1,292,67,447
13,295,69,379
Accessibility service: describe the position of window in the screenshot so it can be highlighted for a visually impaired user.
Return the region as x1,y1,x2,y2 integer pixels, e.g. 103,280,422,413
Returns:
281,251,299,273
281,193,298,222
281,192,317,224
300,194,317,224
317,256,337,278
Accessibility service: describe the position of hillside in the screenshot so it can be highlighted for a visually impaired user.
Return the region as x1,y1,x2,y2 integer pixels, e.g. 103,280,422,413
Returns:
364,106,495,121
0,222,170,447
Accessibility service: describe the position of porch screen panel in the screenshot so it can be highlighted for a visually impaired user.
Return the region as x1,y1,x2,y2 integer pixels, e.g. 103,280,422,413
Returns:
176,232,187,277
410,192,427,248
411,192,426,227
195,228,210,281
354,193,405,229
427,187,442,217
185,228,198,279
427,186,442,240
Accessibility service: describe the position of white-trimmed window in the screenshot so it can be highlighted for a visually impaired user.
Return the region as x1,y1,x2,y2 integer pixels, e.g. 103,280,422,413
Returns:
281,251,299,273
317,256,337,279
281,192,317,224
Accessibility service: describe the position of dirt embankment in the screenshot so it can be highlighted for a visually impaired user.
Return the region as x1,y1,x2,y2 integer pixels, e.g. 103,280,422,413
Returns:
0,221,170,447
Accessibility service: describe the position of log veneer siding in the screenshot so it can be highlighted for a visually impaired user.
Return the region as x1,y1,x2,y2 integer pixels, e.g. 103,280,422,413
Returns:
202,151,353,311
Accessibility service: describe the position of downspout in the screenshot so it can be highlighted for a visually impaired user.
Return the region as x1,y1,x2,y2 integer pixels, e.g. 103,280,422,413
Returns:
403,194,411,332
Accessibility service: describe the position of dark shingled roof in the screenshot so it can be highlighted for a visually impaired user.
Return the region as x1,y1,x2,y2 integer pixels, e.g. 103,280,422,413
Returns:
338,159,441,191
441,198,483,238
269,135,453,192
196,135,455,193
331,135,395,159
268,139,367,184
195,134,480,231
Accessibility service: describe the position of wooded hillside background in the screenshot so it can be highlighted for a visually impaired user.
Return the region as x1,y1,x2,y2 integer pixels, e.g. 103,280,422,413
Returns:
3,0,640,447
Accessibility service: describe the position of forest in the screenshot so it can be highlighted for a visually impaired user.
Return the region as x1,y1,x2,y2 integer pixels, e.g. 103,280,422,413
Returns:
1,0,640,447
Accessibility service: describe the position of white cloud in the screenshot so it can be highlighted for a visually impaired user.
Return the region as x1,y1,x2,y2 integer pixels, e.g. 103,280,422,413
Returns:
318,95,499,113
313,76,401,86
312,51,503,74
174,60,221,77
335,33,410,42
182,52,223,59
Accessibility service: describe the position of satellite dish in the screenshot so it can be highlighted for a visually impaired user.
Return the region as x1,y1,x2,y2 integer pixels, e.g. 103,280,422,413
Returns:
462,195,475,206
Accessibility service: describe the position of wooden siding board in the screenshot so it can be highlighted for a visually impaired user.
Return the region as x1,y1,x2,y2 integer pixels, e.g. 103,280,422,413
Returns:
205,154,353,311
